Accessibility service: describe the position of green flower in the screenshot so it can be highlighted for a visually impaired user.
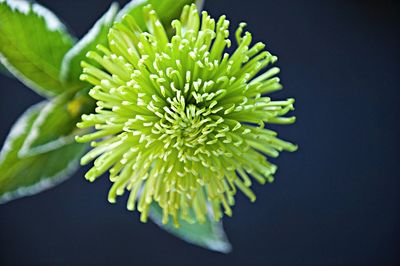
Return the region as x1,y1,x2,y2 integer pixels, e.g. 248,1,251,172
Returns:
76,4,297,226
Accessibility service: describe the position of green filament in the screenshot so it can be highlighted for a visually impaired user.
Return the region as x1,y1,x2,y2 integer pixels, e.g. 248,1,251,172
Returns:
76,4,297,227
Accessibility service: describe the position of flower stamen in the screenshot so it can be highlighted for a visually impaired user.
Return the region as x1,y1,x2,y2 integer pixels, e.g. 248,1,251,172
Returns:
77,4,297,226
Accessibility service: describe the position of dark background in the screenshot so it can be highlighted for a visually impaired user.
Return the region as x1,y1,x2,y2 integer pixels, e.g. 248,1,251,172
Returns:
1,0,399,265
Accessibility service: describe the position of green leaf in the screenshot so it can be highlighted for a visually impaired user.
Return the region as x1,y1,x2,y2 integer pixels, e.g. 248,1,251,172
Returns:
19,89,94,157
116,0,204,34
0,102,88,203
60,3,119,86
0,0,75,97
149,203,232,253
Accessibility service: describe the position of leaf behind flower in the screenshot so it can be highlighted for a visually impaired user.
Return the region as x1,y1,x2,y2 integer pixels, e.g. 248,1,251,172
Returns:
149,203,232,253
0,102,88,203
0,0,75,97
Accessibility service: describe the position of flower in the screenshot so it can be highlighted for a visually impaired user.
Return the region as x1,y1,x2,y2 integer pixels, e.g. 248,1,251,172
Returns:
76,4,297,226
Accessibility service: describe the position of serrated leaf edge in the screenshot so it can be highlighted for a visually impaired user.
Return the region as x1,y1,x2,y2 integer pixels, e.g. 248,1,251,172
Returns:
0,0,74,97
0,102,87,203
18,93,72,157
0,144,85,204
60,2,119,83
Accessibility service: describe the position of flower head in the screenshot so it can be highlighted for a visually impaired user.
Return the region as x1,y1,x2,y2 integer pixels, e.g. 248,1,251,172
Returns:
76,4,297,226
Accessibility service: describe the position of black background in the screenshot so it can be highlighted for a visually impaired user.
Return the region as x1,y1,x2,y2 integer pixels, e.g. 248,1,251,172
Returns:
1,0,399,265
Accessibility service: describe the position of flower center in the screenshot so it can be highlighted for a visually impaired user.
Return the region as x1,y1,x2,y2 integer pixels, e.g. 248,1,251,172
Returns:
152,88,223,152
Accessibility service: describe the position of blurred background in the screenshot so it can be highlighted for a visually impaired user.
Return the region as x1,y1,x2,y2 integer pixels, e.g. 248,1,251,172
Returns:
1,0,399,265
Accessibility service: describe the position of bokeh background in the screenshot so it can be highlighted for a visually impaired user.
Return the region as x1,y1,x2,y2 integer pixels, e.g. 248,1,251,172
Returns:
1,0,399,265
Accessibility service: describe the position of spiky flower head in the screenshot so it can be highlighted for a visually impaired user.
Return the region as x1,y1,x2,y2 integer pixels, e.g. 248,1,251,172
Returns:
76,4,297,226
